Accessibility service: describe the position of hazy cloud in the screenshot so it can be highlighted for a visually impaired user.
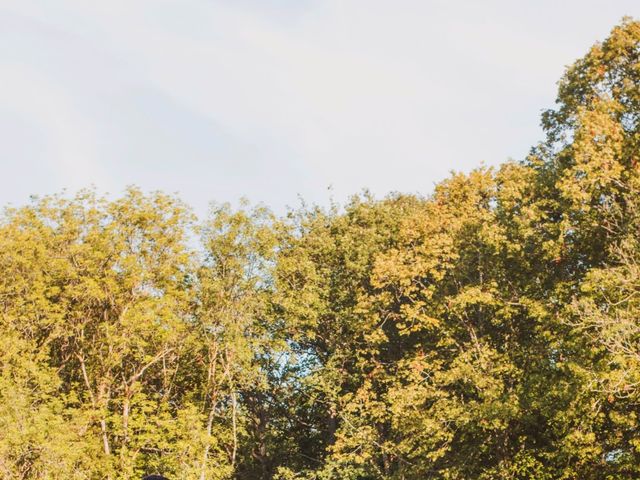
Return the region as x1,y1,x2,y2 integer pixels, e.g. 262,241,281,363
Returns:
1,0,638,214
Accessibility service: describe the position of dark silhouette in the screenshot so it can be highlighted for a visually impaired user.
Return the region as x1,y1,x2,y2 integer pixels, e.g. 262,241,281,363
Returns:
142,476,169,480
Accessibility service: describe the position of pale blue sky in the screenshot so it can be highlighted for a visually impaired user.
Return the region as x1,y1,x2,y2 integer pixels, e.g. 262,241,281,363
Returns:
1,1,638,216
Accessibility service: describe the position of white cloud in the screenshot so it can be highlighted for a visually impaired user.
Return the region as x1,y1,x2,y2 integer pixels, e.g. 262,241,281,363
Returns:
0,0,638,213
0,61,106,188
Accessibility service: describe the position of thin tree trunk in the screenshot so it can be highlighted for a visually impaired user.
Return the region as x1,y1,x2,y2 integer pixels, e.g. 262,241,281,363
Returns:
200,406,217,480
122,390,131,445
77,353,111,456
200,345,219,480
231,390,238,467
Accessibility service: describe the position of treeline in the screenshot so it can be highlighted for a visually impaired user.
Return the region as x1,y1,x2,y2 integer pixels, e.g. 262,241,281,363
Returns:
2,19,640,480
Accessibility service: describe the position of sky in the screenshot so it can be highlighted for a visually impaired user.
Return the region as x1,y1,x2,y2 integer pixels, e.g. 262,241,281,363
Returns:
1,1,638,217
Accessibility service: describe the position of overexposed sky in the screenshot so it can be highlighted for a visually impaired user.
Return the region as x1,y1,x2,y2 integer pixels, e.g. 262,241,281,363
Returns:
1,1,638,215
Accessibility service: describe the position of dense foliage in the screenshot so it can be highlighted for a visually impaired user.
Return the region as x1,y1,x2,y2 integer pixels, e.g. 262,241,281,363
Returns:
1,19,640,480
